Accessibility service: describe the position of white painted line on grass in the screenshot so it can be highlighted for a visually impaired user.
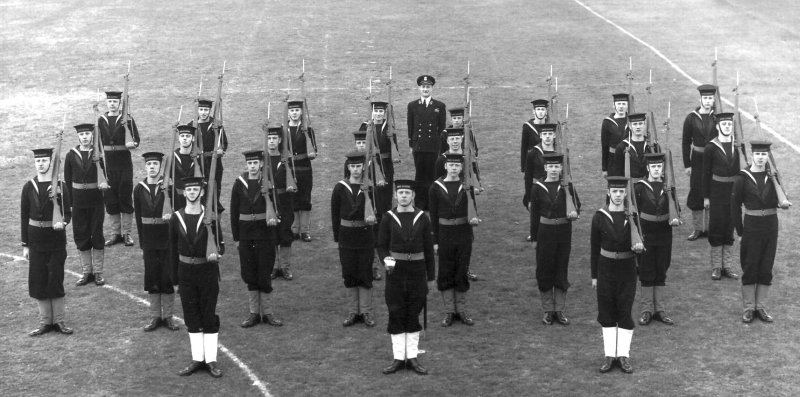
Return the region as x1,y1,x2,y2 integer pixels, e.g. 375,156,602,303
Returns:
572,0,800,154
0,252,272,397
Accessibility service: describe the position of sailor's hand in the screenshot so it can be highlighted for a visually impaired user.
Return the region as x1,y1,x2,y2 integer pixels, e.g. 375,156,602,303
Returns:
632,243,645,253
669,218,682,226
366,215,376,225
267,218,278,226
469,217,480,226
99,182,110,190
126,141,137,149
567,211,578,220
207,253,221,262
162,213,172,222
308,151,317,160
684,168,691,177
703,198,710,209
592,279,597,289
23,247,29,260
53,222,65,230
780,200,792,209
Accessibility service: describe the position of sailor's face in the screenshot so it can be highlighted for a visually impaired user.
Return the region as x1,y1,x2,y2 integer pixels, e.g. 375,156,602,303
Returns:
609,188,626,205
35,157,51,174
545,163,562,179
717,120,733,136
179,133,194,148
106,99,120,112
541,130,555,146
78,130,93,146
396,189,414,207
631,120,646,136
246,159,262,174
534,106,547,119
614,101,628,114
700,95,715,110
198,107,211,121
184,186,203,202
419,84,432,98
267,135,281,150
648,163,663,179
752,151,768,166
288,107,303,121
145,160,161,177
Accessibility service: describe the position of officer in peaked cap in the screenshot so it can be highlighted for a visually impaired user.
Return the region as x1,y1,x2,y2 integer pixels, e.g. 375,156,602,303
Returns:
408,75,447,211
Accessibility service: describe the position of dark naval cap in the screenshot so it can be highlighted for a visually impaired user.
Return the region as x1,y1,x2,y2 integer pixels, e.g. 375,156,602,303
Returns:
177,124,196,135
448,106,465,117
287,99,304,109
444,153,464,163
644,152,665,165
416,75,435,86
74,123,94,133
345,150,366,165
105,91,122,100
445,127,464,137
32,148,54,158
394,179,416,191
142,152,165,162
539,124,558,134
243,150,264,161
715,112,734,122
267,126,282,136
606,176,629,189
628,113,647,123
531,99,549,108
543,153,564,165
697,84,717,96
371,101,388,110
197,98,214,108
353,124,367,141
750,140,772,152
612,93,630,102
182,176,205,188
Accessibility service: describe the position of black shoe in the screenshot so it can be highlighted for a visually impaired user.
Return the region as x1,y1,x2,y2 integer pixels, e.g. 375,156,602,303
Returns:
343,313,359,327
123,234,135,246
75,274,93,286
618,357,633,373
292,233,301,241
105,234,124,247
94,274,106,286
206,361,223,378
373,267,382,281
362,313,376,327
263,314,283,327
282,268,293,280
467,271,478,281
554,311,570,325
382,359,405,374
28,324,53,337
756,308,774,323
542,311,553,325
742,309,755,323
143,317,162,332
687,230,701,241
711,268,722,281
240,313,261,328
53,322,73,335
300,232,312,242
271,268,282,280
639,311,652,325
163,317,180,331
458,311,474,326
178,361,205,376
654,311,674,325
599,357,616,373
407,358,428,375
722,268,740,280
441,312,454,327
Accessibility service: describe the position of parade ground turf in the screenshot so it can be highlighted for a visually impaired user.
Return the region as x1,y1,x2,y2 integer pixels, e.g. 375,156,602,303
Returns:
2,0,800,395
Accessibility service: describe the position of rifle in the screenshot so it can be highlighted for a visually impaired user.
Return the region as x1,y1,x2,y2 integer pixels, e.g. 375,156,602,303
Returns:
561,104,579,219
545,65,554,123
732,71,749,169
712,48,724,113
210,61,226,156
204,134,221,261
624,147,645,250
92,89,109,187
50,114,66,225
385,65,400,163
160,106,182,218
282,89,298,192
550,75,562,149
645,69,660,153
298,59,317,158
362,118,378,225
663,101,682,225
627,57,636,113
261,102,280,226
121,61,135,143
462,64,480,224
753,98,791,207
192,77,204,177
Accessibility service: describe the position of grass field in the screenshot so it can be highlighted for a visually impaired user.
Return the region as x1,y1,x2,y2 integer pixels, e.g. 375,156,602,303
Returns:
2,0,800,396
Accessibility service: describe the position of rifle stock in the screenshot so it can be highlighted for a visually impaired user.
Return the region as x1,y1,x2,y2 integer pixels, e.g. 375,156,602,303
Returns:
560,109,578,218
462,104,480,222
767,154,790,205
92,104,108,186
386,66,400,163
733,78,749,169
282,101,298,192
160,107,181,218
261,119,280,226
50,124,65,225
121,69,135,143
204,135,220,260
363,119,378,224
664,149,682,224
